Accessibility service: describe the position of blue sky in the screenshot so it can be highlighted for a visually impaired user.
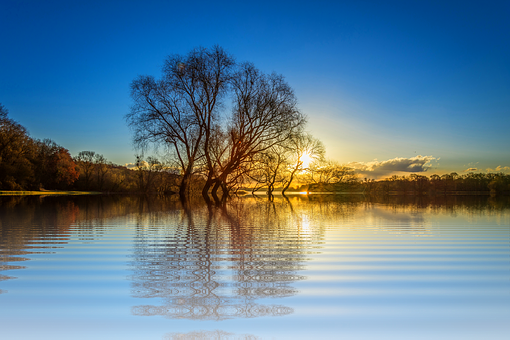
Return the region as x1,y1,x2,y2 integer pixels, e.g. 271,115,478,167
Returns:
1,0,509,177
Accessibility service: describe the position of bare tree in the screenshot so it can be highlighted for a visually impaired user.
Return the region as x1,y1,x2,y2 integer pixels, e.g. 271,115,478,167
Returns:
281,132,324,195
208,63,306,199
94,154,111,191
128,48,306,199
307,159,357,186
127,46,235,197
134,155,164,193
248,144,289,197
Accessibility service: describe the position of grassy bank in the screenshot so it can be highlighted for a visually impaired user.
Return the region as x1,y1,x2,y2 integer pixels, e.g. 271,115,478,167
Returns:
0,191,101,196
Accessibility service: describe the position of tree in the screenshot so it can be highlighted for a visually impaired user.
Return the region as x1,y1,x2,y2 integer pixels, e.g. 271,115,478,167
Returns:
0,104,36,189
76,151,96,190
128,48,306,199
248,144,289,197
281,132,324,195
207,62,306,199
0,103,8,120
93,153,111,191
0,104,79,190
127,46,235,197
134,155,164,193
307,159,355,185
35,139,79,189
410,174,429,193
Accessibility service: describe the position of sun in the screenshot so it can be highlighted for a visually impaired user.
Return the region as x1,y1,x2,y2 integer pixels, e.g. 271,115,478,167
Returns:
301,152,312,169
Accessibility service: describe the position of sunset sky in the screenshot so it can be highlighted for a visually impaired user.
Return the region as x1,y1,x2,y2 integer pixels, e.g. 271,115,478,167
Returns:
1,0,509,178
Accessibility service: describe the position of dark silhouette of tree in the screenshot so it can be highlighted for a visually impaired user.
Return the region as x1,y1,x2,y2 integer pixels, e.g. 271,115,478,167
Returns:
128,49,306,199
0,104,36,189
362,171,510,196
282,133,325,195
93,154,111,191
207,63,306,199
128,46,235,197
134,155,162,193
35,139,79,189
306,159,357,192
74,151,111,191
249,145,288,197
75,151,96,190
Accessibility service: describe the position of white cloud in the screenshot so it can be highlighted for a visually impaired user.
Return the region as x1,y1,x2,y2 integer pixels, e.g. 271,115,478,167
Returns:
464,168,478,172
486,165,510,174
124,162,144,170
349,155,436,179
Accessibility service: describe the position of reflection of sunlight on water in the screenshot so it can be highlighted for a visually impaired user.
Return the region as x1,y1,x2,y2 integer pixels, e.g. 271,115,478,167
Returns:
0,195,509,339
299,215,312,235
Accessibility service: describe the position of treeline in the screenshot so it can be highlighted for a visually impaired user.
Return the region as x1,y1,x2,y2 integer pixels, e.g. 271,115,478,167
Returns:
362,172,510,196
0,103,178,193
73,152,179,193
0,104,78,190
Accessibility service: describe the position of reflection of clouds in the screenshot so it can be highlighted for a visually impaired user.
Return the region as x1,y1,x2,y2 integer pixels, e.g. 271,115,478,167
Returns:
367,205,426,226
360,205,431,236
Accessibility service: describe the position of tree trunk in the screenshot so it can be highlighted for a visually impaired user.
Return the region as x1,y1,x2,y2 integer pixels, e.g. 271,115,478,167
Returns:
221,182,230,200
267,182,274,196
211,180,222,203
282,169,297,195
282,161,301,195
179,171,191,197
202,176,214,200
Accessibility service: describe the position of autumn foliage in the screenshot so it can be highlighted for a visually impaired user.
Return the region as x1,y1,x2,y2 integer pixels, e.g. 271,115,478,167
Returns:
0,104,80,190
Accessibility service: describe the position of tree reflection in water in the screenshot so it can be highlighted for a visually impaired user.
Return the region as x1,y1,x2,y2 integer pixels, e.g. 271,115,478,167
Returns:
129,196,330,320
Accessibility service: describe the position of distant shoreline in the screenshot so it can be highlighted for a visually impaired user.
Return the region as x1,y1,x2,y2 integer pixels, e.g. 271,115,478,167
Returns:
0,191,102,196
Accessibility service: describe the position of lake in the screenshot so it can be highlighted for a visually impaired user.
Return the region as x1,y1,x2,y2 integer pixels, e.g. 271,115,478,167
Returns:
1,194,509,340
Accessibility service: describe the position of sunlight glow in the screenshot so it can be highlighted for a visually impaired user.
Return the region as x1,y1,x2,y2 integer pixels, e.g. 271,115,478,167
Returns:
301,152,312,168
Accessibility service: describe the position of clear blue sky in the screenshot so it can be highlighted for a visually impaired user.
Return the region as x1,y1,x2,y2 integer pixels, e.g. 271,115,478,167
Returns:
1,0,509,177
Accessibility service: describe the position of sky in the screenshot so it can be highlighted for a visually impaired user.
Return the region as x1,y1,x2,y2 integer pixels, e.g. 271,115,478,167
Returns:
1,0,509,178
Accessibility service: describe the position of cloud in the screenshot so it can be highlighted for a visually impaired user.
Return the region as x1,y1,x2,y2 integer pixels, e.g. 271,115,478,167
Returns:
464,168,478,172
349,155,436,179
486,165,510,174
125,162,142,170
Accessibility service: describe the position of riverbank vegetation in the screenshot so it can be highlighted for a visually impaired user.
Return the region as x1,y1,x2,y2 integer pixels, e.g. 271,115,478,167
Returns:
361,172,510,196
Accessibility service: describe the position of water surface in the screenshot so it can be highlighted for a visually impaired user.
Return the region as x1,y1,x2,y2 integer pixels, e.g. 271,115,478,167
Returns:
1,195,509,339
